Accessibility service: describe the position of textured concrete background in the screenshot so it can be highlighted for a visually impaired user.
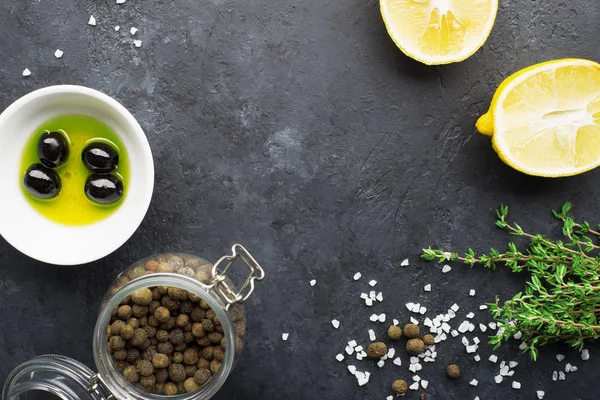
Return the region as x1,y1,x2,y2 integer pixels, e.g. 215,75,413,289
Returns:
1,0,600,399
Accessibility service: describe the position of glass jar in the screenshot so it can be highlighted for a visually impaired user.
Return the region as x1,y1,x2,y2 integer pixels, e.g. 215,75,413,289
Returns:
3,244,265,400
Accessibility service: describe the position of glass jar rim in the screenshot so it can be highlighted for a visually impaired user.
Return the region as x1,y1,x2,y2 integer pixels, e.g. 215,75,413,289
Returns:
93,272,236,400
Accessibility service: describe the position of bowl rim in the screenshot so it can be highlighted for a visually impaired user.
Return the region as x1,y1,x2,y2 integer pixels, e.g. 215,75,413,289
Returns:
0,85,154,266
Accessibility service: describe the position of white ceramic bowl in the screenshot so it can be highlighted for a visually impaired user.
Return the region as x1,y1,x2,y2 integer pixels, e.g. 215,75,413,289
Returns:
0,85,154,265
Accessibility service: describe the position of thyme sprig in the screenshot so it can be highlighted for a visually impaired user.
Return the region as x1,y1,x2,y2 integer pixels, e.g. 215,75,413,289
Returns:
422,203,600,360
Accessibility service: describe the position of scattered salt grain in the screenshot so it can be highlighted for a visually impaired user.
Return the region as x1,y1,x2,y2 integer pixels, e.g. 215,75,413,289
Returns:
114,26,120,31
443,251,452,260
387,396,393,400
368,329,376,341
424,284,431,292
479,305,488,310
282,333,289,341
447,309,456,319
355,345,363,352
134,40,142,48
466,312,475,319
451,303,460,312
347,365,356,374
537,391,545,399
512,381,521,390
353,272,362,280
552,371,558,381
513,331,522,340
378,313,386,322
130,27,138,35
468,323,475,332
474,355,481,362
479,324,487,332
509,361,518,368
469,289,476,296
54,49,63,58
336,354,344,362
419,306,427,315
22,68,31,77
565,363,572,372
393,357,402,366
360,293,368,300
88,16,96,26
507,370,514,377
348,340,357,347
519,342,527,350
451,330,459,337
388,348,396,358
581,349,590,361
412,375,420,382
377,360,385,368
410,356,419,364
571,365,578,372
494,375,503,384
421,379,428,389
409,382,419,390
461,336,469,346
488,322,497,330
376,292,383,302
410,316,419,325
500,366,509,376
488,354,498,363
345,345,354,355
370,314,378,322
401,258,409,266
393,319,399,326
442,265,452,273
368,279,377,287
309,279,316,286
365,299,373,307
466,345,477,354
116,0,126,3
331,319,340,329
441,322,451,333
458,321,470,333
355,353,363,360
473,337,480,345
558,371,566,380
556,354,565,362
469,379,478,387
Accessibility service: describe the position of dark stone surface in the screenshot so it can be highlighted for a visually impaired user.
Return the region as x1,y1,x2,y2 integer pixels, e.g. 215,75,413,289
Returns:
1,0,600,399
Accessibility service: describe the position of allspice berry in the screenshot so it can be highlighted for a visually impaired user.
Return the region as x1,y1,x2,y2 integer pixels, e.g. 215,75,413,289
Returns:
422,334,435,346
367,342,387,359
388,325,403,340
126,348,141,363
156,329,169,342
392,379,408,394
213,347,225,362
183,377,200,393
120,325,134,340
172,352,184,364
169,329,185,345
131,288,153,306
176,314,189,328
183,348,199,365
155,368,169,383
110,320,126,336
194,368,212,385
140,375,156,392
157,342,174,356
168,363,186,383
137,359,154,377
154,307,171,323
406,338,425,355
123,365,139,383
190,307,205,322
113,349,127,361
447,364,461,378
201,319,215,332
201,346,215,361
109,336,126,350
185,365,197,378
131,328,148,346
403,323,420,339
209,359,221,374
208,332,223,344
191,323,205,338
132,305,149,318
163,382,178,396
197,358,210,370
118,305,132,320
152,353,170,369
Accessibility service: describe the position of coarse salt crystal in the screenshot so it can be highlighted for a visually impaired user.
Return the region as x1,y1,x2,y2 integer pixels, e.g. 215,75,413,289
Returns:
565,363,572,372
348,340,357,347
378,313,386,322
552,371,558,381
474,354,481,362
393,319,399,326
370,314,378,322
424,284,431,292
134,40,142,48
368,329,376,341
282,333,289,341
507,370,514,377
442,265,452,273
512,381,521,389
368,279,377,287
116,0,125,3
413,375,420,382
451,303,459,312
410,317,419,325
469,289,476,296
388,348,395,358
513,331,522,339
393,357,402,366
473,337,480,345
451,330,459,337
355,353,363,360
519,342,527,350
22,68,31,77
458,321,470,333
411,303,421,313
488,354,498,363
353,272,361,280
331,319,340,329
509,361,518,368
558,371,566,380
466,312,475,319
419,306,427,315
336,354,344,362
469,379,478,386
114,25,120,31
130,27,138,35
401,258,409,266
309,279,316,286
447,309,456,319
421,379,428,389
500,361,505,368
581,349,590,360
387,396,393,400
441,322,451,333
410,356,419,364
537,391,545,399
376,292,383,302
479,324,487,332
365,298,373,307
479,305,488,310
466,345,477,354
409,382,419,390
54,49,63,58
461,336,469,346
500,366,510,376
571,365,578,372
355,345,363,352
443,251,452,260
360,293,368,299
88,16,96,26
347,365,356,374
345,345,354,355
369,291,376,300
489,322,497,330
377,360,385,368
494,375,503,384
556,354,565,362
468,323,475,332
424,317,432,327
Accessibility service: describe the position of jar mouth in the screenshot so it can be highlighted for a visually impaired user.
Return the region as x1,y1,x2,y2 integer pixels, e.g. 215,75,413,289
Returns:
92,273,236,400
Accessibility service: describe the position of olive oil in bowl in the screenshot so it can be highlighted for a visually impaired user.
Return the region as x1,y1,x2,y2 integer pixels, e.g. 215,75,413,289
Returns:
20,114,129,225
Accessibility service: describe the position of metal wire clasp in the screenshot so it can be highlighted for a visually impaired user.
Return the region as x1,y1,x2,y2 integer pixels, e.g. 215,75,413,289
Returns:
211,244,265,306
88,374,116,400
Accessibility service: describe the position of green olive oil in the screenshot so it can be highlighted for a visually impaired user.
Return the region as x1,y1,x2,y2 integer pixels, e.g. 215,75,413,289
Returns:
20,114,129,225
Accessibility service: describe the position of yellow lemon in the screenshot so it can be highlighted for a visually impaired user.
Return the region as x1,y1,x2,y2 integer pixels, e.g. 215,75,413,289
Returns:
477,59,600,177
380,0,498,65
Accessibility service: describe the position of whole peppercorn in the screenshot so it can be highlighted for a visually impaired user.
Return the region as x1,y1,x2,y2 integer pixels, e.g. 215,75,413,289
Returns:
188,292,202,303
172,352,184,364
114,360,128,372
392,379,408,394
201,319,215,333
144,326,157,338
150,338,158,347
110,320,126,336
209,359,221,374
109,336,126,350
155,368,169,383
197,359,210,370
156,330,169,342
160,317,176,331
174,343,186,353
146,260,159,272
127,318,139,329
205,309,216,320
139,339,152,350
113,349,127,361
138,316,148,327
407,339,425,355
163,382,178,396
403,323,420,339
118,305,132,320
168,287,188,301
157,262,175,273
151,288,161,300
388,325,403,340
148,300,161,315
176,314,189,328
148,316,159,328
137,359,154,377
194,368,211,385
422,334,435,346
168,256,184,271
183,377,200,393
127,348,141,363
169,329,185,345
131,288,153,306
152,353,171,369
196,337,211,347
183,332,195,344
177,382,185,394
140,375,156,392
220,337,227,350
199,300,211,310
367,342,387,359
447,364,461,378
183,348,199,365
131,329,148,347
161,296,180,312
183,323,193,332
213,347,225,362
190,307,206,322
185,365,197,378
120,324,134,340
208,332,223,344
168,363,186,383
157,342,174,356
157,286,169,295
132,305,149,318
154,307,170,323
179,301,194,314
123,365,139,383
142,346,158,361
201,346,215,361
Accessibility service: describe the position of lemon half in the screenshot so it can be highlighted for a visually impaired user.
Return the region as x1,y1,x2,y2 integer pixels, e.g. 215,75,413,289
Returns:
380,0,498,65
477,59,600,177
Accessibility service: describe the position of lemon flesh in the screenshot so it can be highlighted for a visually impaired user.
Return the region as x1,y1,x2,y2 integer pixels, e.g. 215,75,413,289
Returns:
477,59,600,177
380,0,498,65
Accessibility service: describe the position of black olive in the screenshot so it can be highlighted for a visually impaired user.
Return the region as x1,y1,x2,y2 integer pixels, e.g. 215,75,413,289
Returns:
23,163,61,199
37,131,69,168
85,174,124,204
82,143,119,173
